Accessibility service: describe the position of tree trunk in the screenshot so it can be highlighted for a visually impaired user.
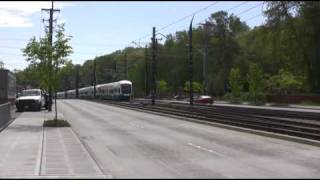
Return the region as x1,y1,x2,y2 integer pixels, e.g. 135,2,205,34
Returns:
55,91,57,121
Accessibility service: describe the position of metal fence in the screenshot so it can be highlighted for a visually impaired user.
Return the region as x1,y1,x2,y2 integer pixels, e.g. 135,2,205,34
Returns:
0,103,11,128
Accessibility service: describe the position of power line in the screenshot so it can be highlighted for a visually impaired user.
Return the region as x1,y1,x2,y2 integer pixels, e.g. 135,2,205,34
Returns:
0,37,148,48
130,1,252,46
235,2,263,17
225,1,248,12
243,13,264,22
0,38,29,41
130,1,265,48
0,45,24,49
0,45,112,55
0,52,23,57
131,1,220,44
157,1,220,32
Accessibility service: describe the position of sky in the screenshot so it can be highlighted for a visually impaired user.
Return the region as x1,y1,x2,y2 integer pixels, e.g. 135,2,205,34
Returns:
0,1,267,71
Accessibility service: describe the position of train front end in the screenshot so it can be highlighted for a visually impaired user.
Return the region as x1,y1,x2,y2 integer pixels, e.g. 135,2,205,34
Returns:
119,80,132,101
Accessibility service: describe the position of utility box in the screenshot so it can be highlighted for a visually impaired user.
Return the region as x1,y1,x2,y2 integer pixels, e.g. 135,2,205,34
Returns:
0,69,16,104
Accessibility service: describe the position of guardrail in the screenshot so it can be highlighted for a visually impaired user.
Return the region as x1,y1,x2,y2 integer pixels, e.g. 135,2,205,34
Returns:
0,103,11,128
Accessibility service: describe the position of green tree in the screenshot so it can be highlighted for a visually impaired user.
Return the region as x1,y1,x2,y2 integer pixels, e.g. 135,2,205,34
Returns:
184,81,202,94
157,80,169,98
267,69,303,95
264,1,320,93
229,68,243,103
58,61,75,92
22,23,72,121
247,63,265,105
206,11,249,95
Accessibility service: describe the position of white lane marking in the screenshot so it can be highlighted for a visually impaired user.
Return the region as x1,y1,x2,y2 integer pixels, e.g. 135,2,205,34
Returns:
129,122,144,129
187,142,225,157
226,175,234,178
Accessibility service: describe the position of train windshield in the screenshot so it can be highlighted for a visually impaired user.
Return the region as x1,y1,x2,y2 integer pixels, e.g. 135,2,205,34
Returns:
121,84,131,94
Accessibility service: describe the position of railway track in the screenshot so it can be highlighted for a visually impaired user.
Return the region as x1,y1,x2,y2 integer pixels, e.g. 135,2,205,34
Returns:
91,99,320,142
169,101,320,121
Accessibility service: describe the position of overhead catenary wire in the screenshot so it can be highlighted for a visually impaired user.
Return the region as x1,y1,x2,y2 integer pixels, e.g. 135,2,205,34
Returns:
131,1,252,45
0,37,148,48
130,1,265,48
0,45,115,56
234,2,264,17
157,1,220,32
225,1,248,12
243,13,264,22
131,1,221,45
241,2,266,23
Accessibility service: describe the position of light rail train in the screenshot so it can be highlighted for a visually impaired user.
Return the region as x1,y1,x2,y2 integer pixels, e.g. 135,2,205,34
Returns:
56,80,132,101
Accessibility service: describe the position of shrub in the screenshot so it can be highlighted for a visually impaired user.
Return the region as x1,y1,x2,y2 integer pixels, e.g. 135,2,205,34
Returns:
247,63,265,105
229,68,243,102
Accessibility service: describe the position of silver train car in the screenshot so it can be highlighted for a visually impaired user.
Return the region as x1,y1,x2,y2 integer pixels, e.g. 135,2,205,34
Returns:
67,89,76,99
97,80,132,100
79,86,94,99
56,80,132,101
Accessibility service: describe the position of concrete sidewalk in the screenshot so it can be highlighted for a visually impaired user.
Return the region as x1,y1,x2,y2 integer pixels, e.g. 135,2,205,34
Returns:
0,110,108,179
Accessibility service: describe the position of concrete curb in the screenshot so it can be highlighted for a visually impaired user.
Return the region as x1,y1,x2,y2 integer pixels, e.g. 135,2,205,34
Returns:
109,104,320,148
35,117,44,176
52,108,113,179
41,111,112,179
68,127,111,178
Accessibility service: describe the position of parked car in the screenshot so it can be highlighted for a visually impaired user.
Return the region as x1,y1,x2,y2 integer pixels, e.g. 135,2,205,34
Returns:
15,89,48,111
194,95,214,104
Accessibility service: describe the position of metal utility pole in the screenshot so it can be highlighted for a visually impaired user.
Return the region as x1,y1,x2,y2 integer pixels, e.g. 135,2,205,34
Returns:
75,65,79,98
112,60,117,81
144,45,149,97
151,27,157,105
124,53,128,79
188,17,194,105
41,1,60,112
93,59,96,98
200,22,210,95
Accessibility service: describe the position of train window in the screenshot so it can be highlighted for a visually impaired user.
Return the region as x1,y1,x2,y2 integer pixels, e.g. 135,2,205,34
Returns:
121,84,131,94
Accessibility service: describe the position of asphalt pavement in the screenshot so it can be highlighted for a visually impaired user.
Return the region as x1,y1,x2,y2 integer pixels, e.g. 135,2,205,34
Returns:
57,99,320,178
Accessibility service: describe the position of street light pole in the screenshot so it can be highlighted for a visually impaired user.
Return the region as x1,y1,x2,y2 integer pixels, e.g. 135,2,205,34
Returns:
93,59,96,98
41,1,60,112
151,27,156,106
188,16,194,106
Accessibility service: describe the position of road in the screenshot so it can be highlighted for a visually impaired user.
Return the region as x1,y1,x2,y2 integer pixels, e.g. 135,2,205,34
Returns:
57,99,320,178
